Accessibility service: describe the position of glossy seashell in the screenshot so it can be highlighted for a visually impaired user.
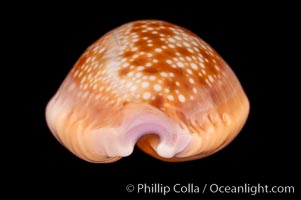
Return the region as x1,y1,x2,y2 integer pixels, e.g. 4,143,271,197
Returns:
46,20,249,163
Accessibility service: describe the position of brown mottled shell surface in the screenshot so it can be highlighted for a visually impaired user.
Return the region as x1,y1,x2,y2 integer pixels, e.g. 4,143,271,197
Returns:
46,20,249,163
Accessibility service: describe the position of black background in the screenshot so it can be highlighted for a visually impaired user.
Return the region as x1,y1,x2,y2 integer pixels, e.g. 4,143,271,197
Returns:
11,2,299,199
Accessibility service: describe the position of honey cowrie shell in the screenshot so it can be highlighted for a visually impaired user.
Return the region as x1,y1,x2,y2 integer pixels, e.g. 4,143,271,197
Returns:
46,20,249,163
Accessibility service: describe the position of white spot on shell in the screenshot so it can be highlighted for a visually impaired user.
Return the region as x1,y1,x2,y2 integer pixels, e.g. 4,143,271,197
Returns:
128,71,134,77
167,95,174,101
208,75,214,83
186,69,193,74
142,81,150,88
149,76,156,81
137,66,144,70
187,48,194,53
131,47,138,51
154,84,162,91
155,48,162,52
177,62,184,68
130,85,137,91
191,63,198,70
135,72,142,78
189,78,195,84
166,59,172,64
174,36,182,40
178,94,186,103
168,38,176,42
160,72,168,77
183,41,190,47
126,82,132,88
193,88,197,94
143,92,151,100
